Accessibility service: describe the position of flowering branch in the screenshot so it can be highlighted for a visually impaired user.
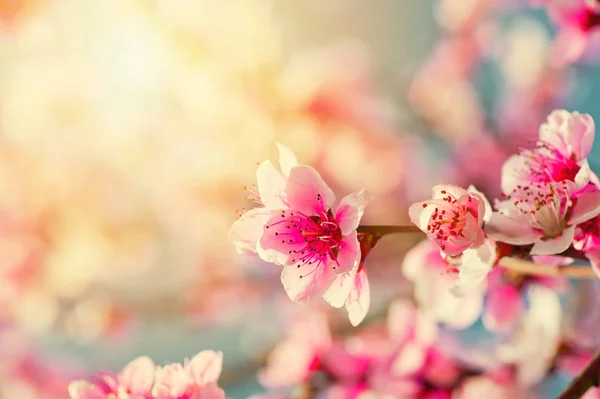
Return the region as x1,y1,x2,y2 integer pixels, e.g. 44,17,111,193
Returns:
558,349,600,399
498,257,598,279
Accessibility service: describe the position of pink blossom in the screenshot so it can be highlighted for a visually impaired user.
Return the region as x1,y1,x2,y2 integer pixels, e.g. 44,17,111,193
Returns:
68,351,225,399
482,281,524,333
259,176,370,303
401,240,485,330
537,0,600,66
409,184,490,257
230,144,370,303
486,183,600,255
501,110,595,196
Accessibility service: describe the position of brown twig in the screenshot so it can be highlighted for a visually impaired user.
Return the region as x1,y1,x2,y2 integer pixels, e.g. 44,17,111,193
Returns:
356,225,423,235
558,349,600,399
498,257,598,279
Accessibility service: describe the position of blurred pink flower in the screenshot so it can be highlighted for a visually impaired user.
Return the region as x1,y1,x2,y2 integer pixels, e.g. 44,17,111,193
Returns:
401,240,485,330
409,184,490,257
454,373,530,399
497,286,561,387
536,0,600,66
68,351,225,399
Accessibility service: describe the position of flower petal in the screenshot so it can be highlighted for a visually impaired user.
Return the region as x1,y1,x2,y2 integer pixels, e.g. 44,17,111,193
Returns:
276,142,298,177
256,160,287,209
453,240,495,294
188,350,223,385
118,356,156,395
549,27,589,68
408,201,435,231
286,165,335,215
573,160,592,190
334,230,361,273
335,189,371,236
530,226,575,255
281,262,337,303
567,112,595,161
569,190,600,225
323,270,355,308
468,185,492,224
432,184,468,200
345,267,370,327
500,154,530,196
482,284,523,333
228,208,273,255
485,212,539,245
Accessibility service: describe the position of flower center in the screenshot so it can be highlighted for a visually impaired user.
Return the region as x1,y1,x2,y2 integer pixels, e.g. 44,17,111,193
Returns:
266,208,343,276
509,182,571,238
425,192,477,251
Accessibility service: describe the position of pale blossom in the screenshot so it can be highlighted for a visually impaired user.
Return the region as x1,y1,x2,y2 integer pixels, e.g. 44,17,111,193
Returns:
68,351,225,399
501,110,595,195
486,183,600,255
401,240,485,330
535,0,600,66
229,144,370,303
409,184,490,257
497,285,561,387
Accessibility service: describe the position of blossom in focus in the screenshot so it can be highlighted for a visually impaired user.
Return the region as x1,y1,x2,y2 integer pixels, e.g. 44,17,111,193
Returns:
230,143,371,303
501,110,595,196
534,0,600,66
409,184,490,257
260,178,369,303
68,350,225,399
487,177,600,255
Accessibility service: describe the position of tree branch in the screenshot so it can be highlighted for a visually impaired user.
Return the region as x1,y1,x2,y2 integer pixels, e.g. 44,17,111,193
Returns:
356,225,423,235
498,257,598,279
558,349,600,399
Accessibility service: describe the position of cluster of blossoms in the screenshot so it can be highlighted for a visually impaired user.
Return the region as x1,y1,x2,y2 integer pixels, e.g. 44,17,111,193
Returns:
251,299,563,398
68,351,225,399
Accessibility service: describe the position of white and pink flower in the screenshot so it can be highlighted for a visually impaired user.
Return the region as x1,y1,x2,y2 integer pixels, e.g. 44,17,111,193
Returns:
409,184,490,257
229,144,370,303
501,110,595,196
486,182,600,255
68,350,225,399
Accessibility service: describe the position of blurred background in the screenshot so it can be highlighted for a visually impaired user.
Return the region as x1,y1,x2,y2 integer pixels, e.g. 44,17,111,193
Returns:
1,0,600,397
